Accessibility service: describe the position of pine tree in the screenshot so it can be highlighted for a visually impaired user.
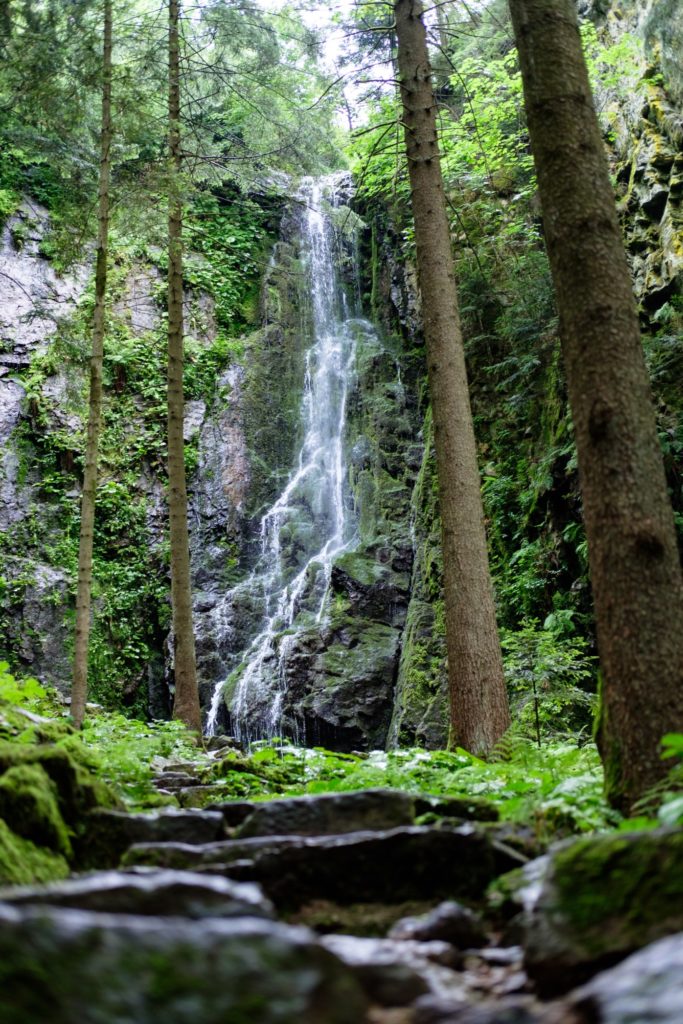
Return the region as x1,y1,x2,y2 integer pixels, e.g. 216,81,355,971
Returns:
167,0,201,734
394,0,510,755
71,0,113,729
509,0,683,810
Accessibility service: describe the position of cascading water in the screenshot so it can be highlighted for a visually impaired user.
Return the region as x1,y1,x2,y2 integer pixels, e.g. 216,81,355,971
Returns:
206,175,363,740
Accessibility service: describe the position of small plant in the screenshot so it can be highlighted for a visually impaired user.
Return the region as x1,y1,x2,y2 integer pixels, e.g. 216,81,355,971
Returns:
501,617,596,745
0,662,60,716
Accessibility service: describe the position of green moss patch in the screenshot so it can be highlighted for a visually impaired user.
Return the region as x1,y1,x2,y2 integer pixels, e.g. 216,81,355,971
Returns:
0,763,72,857
552,828,683,954
0,819,69,886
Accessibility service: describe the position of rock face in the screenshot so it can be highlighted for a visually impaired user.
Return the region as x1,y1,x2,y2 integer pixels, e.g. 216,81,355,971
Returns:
588,0,683,312
191,180,421,748
0,201,89,684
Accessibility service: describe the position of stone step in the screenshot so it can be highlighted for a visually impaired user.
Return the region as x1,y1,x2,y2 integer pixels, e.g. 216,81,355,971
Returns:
0,904,369,1024
123,825,521,909
152,772,202,791
231,787,416,839
0,869,273,920
78,807,226,869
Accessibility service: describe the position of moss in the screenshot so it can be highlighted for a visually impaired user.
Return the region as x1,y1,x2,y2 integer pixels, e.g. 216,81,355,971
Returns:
0,763,72,857
550,828,683,956
0,818,69,885
0,740,120,830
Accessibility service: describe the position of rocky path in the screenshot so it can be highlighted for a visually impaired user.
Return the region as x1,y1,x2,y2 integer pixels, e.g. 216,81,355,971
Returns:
0,777,681,1023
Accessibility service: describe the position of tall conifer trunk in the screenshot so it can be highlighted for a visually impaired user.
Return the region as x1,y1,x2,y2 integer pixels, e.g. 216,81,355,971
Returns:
394,0,510,755
71,0,112,728
509,0,683,809
167,0,201,733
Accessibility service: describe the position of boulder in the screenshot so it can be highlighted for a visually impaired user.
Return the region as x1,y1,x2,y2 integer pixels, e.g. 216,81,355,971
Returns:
389,901,487,949
320,934,461,1007
523,828,683,995
563,932,683,1024
0,904,368,1024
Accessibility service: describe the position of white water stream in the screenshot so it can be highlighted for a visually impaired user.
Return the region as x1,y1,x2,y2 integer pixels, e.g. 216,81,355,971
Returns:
206,176,361,739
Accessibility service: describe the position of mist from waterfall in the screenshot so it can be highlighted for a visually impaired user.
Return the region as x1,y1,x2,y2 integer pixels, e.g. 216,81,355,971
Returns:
206,175,363,740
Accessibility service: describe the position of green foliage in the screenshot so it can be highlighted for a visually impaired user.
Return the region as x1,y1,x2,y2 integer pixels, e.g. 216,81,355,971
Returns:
0,662,61,719
501,618,596,742
652,732,683,827
203,738,613,838
186,192,271,332
79,712,208,808
0,186,19,226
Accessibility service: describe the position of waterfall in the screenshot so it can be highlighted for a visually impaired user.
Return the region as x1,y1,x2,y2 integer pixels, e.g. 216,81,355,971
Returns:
206,175,361,740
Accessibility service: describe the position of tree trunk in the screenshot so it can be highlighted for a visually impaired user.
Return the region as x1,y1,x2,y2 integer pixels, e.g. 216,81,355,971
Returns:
509,0,683,810
394,0,510,755
167,0,201,734
71,0,112,729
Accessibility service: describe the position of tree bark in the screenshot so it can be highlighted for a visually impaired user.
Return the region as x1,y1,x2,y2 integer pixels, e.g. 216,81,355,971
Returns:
71,0,112,729
509,0,683,810
394,0,510,755
168,0,201,734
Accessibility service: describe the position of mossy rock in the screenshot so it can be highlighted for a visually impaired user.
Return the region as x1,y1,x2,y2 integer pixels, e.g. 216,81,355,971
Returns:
0,763,72,857
0,740,119,828
524,828,683,995
0,819,69,886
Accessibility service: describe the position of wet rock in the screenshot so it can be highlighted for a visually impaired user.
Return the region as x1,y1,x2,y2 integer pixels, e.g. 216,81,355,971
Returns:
0,868,273,920
413,998,541,1024
153,772,200,791
206,799,256,828
330,551,410,627
0,904,368,1024
124,825,519,910
321,934,456,1006
411,992,469,1022
235,788,416,838
563,932,683,1024
523,828,683,996
389,901,487,949
78,808,225,869
283,618,402,750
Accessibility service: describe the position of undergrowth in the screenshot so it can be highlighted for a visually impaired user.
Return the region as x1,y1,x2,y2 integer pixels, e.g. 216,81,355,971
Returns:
2,662,681,832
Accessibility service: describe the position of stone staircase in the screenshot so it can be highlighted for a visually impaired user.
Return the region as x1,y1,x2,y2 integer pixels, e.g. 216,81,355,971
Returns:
0,781,679,1023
